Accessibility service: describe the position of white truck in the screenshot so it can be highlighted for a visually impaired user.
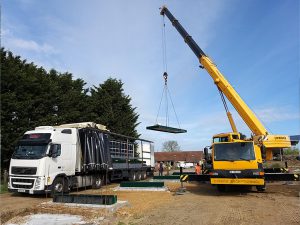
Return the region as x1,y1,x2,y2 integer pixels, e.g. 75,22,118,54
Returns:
8,122,154,195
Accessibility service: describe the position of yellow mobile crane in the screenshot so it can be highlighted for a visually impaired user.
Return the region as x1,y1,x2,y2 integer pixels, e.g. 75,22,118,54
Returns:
160,6,297,191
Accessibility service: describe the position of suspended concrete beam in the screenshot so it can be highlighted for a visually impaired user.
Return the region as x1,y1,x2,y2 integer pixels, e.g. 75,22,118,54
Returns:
146,124,187,134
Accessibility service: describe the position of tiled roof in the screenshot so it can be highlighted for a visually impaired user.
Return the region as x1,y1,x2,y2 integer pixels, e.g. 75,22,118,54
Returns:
154,151,203,162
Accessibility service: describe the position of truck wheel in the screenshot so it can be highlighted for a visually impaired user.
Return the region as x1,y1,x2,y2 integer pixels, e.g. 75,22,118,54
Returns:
52,177,69,195
136,172,142,181
256,185,266,192
141,171,147,180
92,176,102,189
129,171,136,181
217,185,226,192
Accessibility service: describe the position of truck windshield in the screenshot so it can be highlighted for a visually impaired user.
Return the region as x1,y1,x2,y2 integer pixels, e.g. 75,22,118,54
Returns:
12,145,48,159
214,142,255,161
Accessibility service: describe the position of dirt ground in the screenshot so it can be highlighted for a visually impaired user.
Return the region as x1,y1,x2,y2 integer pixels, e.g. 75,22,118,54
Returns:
1,179,299,225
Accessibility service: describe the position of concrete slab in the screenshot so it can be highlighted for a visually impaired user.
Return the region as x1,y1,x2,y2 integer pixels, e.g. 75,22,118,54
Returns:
6,213,87,225
41,200,129,212
149,178,180,183
114,186,169,192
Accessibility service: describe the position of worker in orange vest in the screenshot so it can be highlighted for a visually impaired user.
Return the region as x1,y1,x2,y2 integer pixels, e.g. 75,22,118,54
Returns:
195,162,201,175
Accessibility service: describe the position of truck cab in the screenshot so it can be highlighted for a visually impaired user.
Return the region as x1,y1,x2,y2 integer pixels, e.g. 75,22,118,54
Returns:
209,140,265,191
8,126,78,194
212,132,241,143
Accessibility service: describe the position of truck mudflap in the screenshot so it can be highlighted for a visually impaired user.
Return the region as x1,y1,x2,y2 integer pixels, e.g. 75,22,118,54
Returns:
210,178,264,185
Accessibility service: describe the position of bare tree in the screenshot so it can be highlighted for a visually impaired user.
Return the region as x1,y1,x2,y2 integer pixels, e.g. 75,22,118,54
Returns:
162,140,181,152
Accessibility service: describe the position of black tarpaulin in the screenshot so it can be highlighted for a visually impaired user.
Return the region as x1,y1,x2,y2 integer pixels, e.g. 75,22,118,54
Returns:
79,129,111,172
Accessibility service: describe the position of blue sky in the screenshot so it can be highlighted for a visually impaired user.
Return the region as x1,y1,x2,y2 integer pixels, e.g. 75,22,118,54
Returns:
2,0,299,151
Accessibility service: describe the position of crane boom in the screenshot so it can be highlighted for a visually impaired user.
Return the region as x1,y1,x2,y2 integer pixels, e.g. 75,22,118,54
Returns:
160,6,291,156
160,6,267,136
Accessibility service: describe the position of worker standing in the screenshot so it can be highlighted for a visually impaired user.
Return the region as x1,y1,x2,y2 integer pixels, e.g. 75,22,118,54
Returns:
195,162,201,175
159,161,164,176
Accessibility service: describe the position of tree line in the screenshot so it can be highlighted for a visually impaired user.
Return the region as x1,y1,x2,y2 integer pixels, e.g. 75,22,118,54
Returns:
1,48,139,168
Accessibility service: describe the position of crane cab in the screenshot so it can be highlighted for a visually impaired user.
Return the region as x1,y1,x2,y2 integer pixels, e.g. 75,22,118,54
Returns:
212,132,241,144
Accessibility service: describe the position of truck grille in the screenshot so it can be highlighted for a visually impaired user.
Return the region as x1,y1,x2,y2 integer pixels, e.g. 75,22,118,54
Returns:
11,178,35,189
213,170,261,178
11,167,37,175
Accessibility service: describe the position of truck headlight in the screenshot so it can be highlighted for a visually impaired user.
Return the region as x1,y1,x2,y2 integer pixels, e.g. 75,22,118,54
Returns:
34,177,44,189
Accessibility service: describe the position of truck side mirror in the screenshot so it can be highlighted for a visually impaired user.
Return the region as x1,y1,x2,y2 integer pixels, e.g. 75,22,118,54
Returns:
48,144,61,158
204,147,209,161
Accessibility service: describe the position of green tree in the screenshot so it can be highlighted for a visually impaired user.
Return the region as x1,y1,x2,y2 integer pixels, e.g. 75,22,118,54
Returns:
90,78,140,138
162,140,181,152
0,49,141,169
0,49,89,168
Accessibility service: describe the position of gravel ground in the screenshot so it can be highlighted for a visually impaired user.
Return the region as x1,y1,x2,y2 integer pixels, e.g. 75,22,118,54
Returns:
1,177,299,224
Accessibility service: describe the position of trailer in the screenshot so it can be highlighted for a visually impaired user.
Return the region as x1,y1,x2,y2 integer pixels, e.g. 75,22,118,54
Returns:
8,122,154,195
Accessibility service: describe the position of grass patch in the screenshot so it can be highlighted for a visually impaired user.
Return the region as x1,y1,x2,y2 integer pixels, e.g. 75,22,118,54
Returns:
0,182,8,194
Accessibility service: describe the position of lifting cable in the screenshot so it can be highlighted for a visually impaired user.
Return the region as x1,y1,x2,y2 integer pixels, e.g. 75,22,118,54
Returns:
218,87,238,133
147,16,186,133
218,87,229,113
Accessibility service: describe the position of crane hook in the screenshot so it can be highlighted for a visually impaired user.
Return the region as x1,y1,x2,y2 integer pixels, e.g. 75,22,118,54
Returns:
163,72,168,85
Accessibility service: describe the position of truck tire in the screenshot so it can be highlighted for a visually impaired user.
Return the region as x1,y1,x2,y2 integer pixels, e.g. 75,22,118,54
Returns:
141,171,147,180
92,176,102,189
136,171,142,181
217,185,227,192
256,185,266,192
129,171,136,181
52,177,69,195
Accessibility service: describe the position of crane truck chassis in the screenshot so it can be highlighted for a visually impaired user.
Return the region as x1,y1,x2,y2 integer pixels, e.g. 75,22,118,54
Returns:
8,122,154,195
160,6,299,191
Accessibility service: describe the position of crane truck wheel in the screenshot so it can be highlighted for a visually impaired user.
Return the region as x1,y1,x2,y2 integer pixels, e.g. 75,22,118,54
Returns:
52,177,69,196
217,185,227,192
256,185,266,192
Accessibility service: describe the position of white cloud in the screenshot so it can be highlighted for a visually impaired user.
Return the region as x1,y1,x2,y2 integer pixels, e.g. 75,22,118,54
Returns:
4,34,57,54
256,106,300,123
